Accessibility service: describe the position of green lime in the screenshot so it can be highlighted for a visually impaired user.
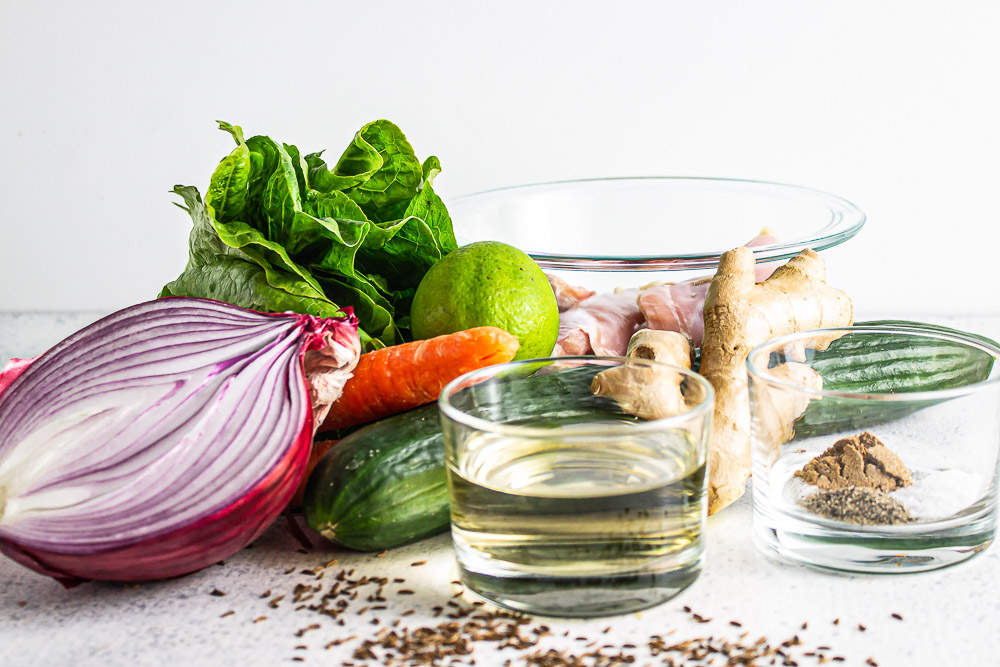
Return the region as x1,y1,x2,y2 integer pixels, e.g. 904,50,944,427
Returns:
411,241,559,361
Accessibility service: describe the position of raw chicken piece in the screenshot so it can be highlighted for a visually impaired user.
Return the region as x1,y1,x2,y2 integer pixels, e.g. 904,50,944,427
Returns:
547,274,595,312
553,289,645,357
638,278,712,347
637,233,781,346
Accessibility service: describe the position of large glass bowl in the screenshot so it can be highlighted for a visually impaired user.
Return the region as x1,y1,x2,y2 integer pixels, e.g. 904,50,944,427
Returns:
447,177,865,289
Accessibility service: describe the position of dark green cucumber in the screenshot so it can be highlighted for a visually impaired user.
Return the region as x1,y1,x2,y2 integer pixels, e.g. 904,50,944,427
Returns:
303,404,449,551
792,320,997,437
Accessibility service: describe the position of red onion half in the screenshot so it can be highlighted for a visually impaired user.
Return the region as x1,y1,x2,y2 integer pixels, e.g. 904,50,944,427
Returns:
0,297,360,586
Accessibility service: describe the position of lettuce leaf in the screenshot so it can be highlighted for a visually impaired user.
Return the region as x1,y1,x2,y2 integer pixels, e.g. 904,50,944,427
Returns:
162,120,457,349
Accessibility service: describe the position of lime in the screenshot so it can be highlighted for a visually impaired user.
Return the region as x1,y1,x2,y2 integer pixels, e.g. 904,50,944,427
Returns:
410,241,559,361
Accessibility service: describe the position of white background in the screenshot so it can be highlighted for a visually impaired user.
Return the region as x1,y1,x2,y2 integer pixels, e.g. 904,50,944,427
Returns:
1,0,998,316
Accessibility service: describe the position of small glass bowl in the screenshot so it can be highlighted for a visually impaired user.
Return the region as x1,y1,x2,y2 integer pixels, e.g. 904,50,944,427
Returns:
748,326,1000,573
438,356,713,617
448,177,865,291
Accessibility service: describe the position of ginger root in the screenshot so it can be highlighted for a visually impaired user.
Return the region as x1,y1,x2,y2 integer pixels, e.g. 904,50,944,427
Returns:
701,247,853,514
591,330,694,420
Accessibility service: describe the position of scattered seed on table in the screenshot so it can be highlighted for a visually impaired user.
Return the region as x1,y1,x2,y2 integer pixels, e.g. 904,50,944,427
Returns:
295,645,307,650
411,560,426,567
833,618,840,625
858,624,867,632
891,613,903,621
398,590,415,595
730,621,743,627
220,611,234,618
253,616,268,623
375,550,387,558
801,622,808,630
296,624,320,637
209,588,226,597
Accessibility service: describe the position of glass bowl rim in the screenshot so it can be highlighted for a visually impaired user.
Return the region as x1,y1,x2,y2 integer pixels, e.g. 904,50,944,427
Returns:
447,176,866,271
747,325,1000,402
438,355,714,437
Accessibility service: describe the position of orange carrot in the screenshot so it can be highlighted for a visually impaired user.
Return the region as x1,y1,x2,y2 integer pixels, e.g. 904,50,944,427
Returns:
318,326,519,432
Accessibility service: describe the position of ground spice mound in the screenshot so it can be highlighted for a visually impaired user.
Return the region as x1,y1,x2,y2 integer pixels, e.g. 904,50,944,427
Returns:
794,431,912,492
802,486,914,525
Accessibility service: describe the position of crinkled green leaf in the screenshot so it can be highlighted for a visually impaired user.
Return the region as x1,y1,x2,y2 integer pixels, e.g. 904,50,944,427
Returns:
168,185,327,301
286,211,369,277
313,270,397,348
284,142,310,198
244,135,283,231
357,217,442,291
306,151,369,193
261,142,302,244
404,160,457,254
206,122,251,223
421,156,441,183
160,256,340,318
336,120,422,214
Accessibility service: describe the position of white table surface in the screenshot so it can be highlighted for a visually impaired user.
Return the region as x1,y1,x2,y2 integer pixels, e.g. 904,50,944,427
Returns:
2,311,999,667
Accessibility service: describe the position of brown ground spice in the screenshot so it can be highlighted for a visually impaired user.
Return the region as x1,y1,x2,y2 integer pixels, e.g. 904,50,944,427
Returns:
795,431,912,492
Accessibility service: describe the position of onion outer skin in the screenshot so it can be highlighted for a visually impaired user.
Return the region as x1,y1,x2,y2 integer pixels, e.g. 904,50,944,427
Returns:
0,298,359,587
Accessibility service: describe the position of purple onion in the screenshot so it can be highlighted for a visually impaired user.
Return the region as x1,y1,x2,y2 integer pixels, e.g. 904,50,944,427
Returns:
0,297,360,586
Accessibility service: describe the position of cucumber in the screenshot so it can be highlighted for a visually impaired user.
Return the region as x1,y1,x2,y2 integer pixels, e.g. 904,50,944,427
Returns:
302,364,622,551
791,320,997,438
303,404,449,551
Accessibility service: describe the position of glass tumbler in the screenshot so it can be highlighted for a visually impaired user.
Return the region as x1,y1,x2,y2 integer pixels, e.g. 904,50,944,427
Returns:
748,326,1000,573
438,357,713,617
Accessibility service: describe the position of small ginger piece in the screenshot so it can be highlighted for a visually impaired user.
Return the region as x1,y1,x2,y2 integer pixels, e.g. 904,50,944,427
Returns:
753,362,823,465
796,431,912,492
701,247,853,514
591,330,694,420
626,329,695,367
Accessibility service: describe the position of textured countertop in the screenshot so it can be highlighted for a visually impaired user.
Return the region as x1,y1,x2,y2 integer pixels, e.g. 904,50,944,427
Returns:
2,311,999,667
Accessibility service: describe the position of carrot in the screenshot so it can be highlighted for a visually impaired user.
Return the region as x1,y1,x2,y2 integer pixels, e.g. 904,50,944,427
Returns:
317,326,519,432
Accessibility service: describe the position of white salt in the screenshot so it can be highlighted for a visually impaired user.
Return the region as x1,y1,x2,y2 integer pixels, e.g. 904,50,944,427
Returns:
891,469,985,521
